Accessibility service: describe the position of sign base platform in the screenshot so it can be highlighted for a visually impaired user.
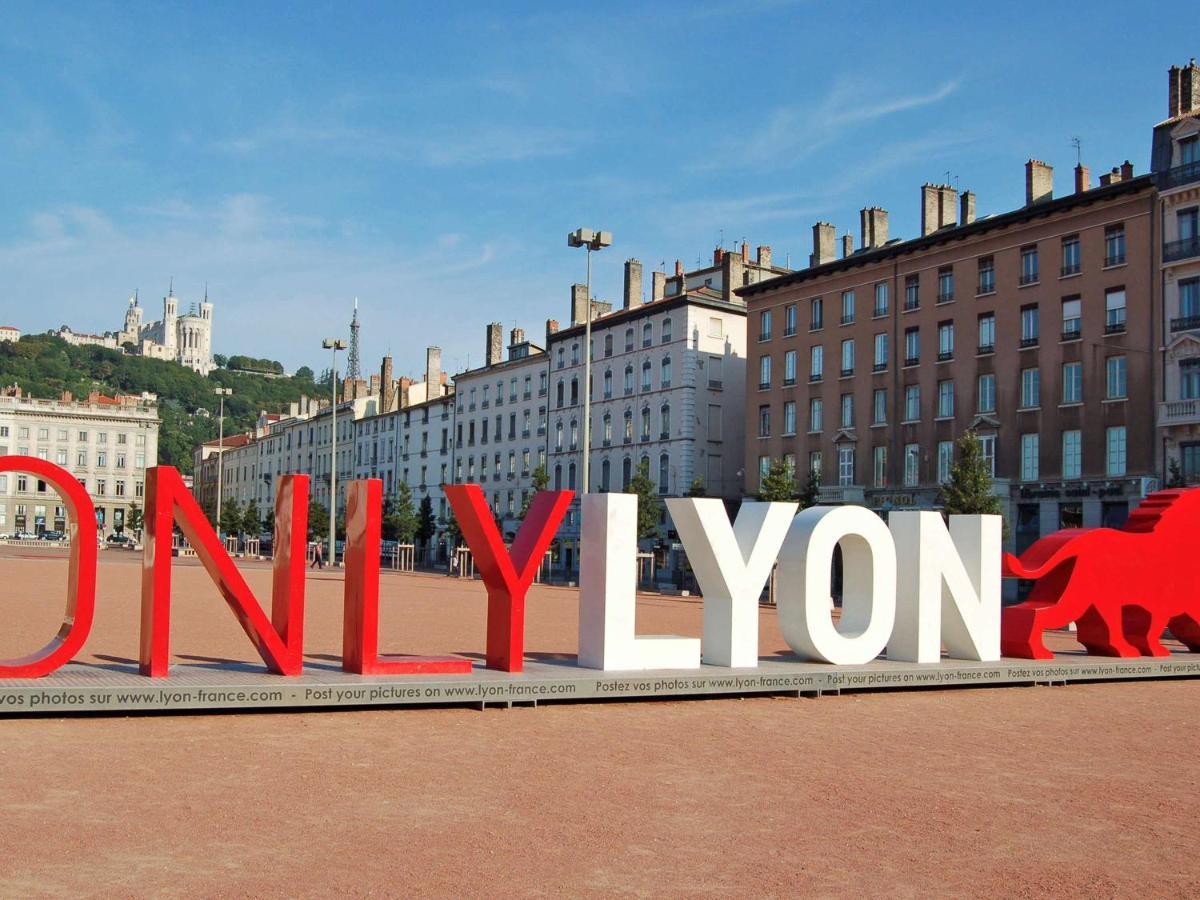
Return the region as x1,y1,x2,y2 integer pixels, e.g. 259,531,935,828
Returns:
3,652,1200,715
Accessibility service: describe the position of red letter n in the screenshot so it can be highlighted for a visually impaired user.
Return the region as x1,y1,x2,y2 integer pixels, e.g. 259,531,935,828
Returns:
444,483,572,672
140,466,308,677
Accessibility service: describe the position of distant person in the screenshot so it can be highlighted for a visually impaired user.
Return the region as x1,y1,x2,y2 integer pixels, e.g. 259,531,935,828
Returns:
311,541,324,569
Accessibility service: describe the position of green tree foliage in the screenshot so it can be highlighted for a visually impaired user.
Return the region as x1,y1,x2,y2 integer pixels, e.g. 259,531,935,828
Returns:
213,354,229,368
226,355,285,375
518,464,550,518
416,495,437,546
382,483,418,542
126,501,143,534
626,459,661,540
685,475,707,497
294,366,315,382
307,500,330,541
758,458,798,502
799,466,820,509
0,335,320,473
1167,457,1185,488
938,431,1004,518
219,498,243,535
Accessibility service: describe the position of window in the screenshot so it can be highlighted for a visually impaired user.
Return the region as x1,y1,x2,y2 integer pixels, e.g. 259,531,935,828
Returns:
759,310,773,341
758,355,771,389
623,410,633,442
1105,224,1126,266
810,345,824,380
708,317,723,339
904,327,919,365
937,441,954,484
840,393,854,428
873,283,888,317
640,407,651,440
810,297,824,330
642,322,653,347
758,456,771,490
841,291,855,325
1182,359,1200,400
783,401,796,435
661,356,672,387
978,373,996,413
623,457,633,490
1061,235,1081,276
658,454,669,494
600,459,611,491
1062,362,1083,404
1061,297,1081,339
624,365,634,395
662,317,672,343
872,388,887,424
1105,288,1127,333
978,313,995,353
625,328,634,352
873,333,888,370
904,384,920,422
1020,367,1040,408
837,446,855,486
1020,433,1039,480
1019,245,1039,285
873,446,887,487
758,405,771,438
602,413,613,444
979,434,996,476
840,339,855,376
603,369,613,398
809,398,823,432
1020,305,1040,346
1182,278,1200,322
977,256,995,294
904,444,920,486
1062,430,1082,479
937,380,954,418
1106,426,1127,475
603,334,613,357
808,451,822,479
783,349,797,385
555,422,564,450
904,274,919,310
1106,356,1127,399
937,321,954,360
778,304,796,338
641,361,652,391
937,266,954,302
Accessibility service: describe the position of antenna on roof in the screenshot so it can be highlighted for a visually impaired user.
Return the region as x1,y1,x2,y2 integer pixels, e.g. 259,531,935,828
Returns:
719,227,724,249
1071,136,1082,165
168,276,174,297
204,281,208,302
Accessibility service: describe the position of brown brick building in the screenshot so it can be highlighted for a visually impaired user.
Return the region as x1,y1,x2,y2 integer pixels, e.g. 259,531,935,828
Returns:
739,159,1157,551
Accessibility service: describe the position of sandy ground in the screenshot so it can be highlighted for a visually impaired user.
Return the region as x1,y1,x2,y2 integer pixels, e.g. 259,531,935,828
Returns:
0,546,1198,897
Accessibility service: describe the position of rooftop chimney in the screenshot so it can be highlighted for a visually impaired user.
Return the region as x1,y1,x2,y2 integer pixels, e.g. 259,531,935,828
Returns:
1184,59,1200,115
756,245,772,268
811,222,836,266
713,247,725,266
859,208,888,249
937,185,958,228
545,318,559,343
921,184,939,236
841,233,853,258
1120,159,1134,180
959,190,976,225
380,356,395,411
571,283,589,325
652,271,666,301
623,259,642,310
1025,160,1053,205
425,346,443,399
485,322,503,367
509,327,525,348
1074,164,1090,194
1100,166,1122,187
740,241,749,262
1170,64,1182,118
674,259,683,277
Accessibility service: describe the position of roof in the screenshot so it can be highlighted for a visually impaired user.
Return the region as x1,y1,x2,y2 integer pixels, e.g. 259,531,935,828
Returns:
737,174,1156,299
548,289,745,343
203,432,253,449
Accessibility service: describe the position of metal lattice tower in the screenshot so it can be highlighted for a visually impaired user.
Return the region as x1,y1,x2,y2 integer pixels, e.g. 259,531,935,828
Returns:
347,297,361,381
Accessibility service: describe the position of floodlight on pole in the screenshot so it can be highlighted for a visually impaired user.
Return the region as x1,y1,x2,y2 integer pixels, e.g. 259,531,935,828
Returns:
213,388,232,536
567,228,612,497
321,337,348,564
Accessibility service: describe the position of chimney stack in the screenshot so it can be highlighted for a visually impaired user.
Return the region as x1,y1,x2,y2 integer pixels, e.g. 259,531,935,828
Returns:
937,185,958,228
811,222,836,266
959,190,976,225
1184,59,1200,115
921,184,939,235
1170,64,1182,118
545,318,559,344
571,283,589,325
425,346,443,399
509,327,525,348
485,322,503,367
1025,160,1053,205
623,259,642,310
652,270,666,301
713,247,725,265
741,241,749,262
1120,159,1134,180
674,259,683,276
1100,166,1122,187
859,207,889,249
1074,164,1090,194
841,233,853,258
380,356,395,411
756,245,772,268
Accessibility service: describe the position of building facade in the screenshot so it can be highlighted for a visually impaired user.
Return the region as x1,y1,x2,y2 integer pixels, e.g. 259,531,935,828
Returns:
0,390,159,535
742,160,1156,552
1155,58,1200,479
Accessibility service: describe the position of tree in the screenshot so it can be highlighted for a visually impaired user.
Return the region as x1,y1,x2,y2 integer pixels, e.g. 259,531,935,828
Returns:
382,483,418,542
416,495,437,547
307,500,330,541
220,498,244,535
443,509,463,547
200,495,218,528
758,458,798,502
294,365,315,382
938,430,1005,519
1167,457,1185,488
626,459,661,540
213,354,229,368
799,466,821,509
518,464,550,518
126,501,143,535
685,475,707,497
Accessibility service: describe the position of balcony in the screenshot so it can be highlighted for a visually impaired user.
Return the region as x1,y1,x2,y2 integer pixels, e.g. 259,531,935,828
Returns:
936,292,954,304
839,368,854,378
1104,253,1126,267
1018,273,1039,286
937,351,953,362
903,356,919,367
809,373,823,383
840,314,855,326
1060,328,1081,342
1060,263,1081,277
872,362,887,373
1019,336,1039,349
1159,399,1200,427
1157,160,1200,191
977,342,995,355
1104,319,1127,335
817,485,865,504
1172,314,1200,333
1164,236,1200,264
904,299,920,312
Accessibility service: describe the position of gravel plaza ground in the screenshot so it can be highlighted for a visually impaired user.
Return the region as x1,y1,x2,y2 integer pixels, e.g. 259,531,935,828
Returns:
1,544,1199,897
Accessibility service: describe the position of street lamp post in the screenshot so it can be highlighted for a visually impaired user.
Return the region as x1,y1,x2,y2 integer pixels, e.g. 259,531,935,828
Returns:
322,338,348,564
567,227,612,495
214,388,232,536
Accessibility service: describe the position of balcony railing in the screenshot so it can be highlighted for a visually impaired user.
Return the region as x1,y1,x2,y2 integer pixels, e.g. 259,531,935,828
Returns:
1164,236,1200,264
978,342,995,355
1159,399,1200,427
937,350,953,362
1018,272,1039,286
903,356,919,367
1104,253,1126,267
1171,314,1200,333
1060,263,1081,277
1104,319,1127,335
1019,336,1039,348
809,373,823,383
840,314,855,325
904,299,920,311
936,292,954,304
1157,160,1200,191
840,367,854,377
1060,328,1082,342
872,362,887,373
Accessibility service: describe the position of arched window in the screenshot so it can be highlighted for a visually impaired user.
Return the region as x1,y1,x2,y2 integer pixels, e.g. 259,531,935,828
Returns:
661,355,672,387
601,459,611,491
570,377,579,405
604,334,613,357
569,419,578,449
624,365,634,394
640,405,651,439
623,409,633,441
554,464,563,490
660,402,671,438
625,328,634,352
622,457,632,490
556,347,565,369
555,421,564,450
658,453,670,494
571,343,580,365
642,322,653,347
641,360,652,391
603,368,613,398
662,317,672,343
556,379,564,408
568,462,577,491
603,412,612,443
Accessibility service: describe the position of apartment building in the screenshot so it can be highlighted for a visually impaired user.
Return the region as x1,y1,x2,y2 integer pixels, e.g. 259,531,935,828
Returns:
742,158,1156,552
0,390,159,535
1155,58,1200,478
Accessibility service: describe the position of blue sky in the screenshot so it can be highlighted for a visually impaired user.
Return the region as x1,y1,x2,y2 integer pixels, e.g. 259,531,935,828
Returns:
0,1,1190,380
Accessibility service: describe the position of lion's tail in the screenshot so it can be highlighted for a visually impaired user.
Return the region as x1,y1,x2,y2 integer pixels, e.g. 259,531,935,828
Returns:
1001,535,1083,580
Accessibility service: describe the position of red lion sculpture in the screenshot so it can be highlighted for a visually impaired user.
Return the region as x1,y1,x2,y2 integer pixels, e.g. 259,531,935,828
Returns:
1001,489,1200,659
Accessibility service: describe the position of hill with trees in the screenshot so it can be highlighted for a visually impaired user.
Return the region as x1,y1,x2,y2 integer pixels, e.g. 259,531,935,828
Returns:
0,334,323,473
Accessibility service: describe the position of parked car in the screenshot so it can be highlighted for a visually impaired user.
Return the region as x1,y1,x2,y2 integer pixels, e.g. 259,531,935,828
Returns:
10,531,38,541
40,530,66,541
106,533,135,546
